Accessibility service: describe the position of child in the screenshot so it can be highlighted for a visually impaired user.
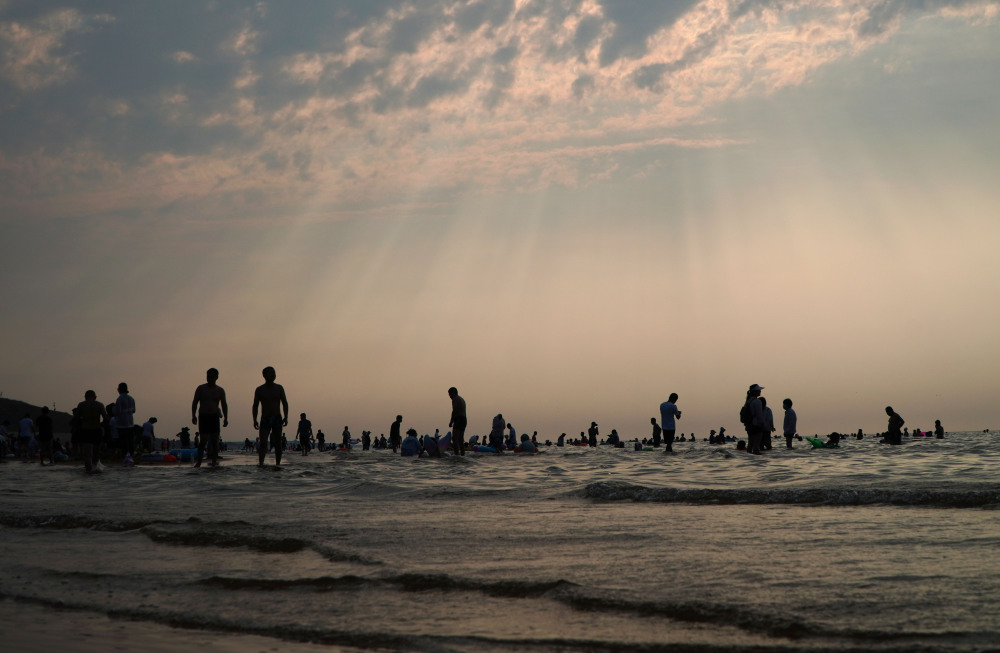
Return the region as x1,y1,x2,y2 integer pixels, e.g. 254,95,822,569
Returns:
782,398,797,449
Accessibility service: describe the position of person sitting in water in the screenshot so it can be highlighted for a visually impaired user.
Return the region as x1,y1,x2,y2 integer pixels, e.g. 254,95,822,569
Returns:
934,420,945,439
634,439,642,451
400,429,421,457
826,432,841,448
557,433,565,447
736,440,747,451
606,429,620,447
517,433,536,453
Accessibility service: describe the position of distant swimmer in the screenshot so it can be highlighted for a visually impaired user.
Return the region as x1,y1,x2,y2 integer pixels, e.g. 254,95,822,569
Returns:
659,393,681,452
782,398,797,449
935,420,945,439
253,366,289,466
650,417,662,448
448,387,467,456
296,413,312,455
192,368,229,468
884,406,904,445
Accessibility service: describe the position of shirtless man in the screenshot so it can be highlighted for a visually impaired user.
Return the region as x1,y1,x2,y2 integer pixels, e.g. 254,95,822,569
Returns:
192,368,229,467
252,366,289,466
448,386,467,456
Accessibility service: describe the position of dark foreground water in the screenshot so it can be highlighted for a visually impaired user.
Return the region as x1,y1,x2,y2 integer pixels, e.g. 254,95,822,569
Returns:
2,433,999,652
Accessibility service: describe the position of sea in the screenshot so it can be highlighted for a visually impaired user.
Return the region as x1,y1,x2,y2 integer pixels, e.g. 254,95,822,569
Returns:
1,432,998,653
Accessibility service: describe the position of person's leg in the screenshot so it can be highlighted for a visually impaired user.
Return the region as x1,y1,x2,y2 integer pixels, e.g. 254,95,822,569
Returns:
81,442,93,472
271,426,283,465
257,423,269,466
664,429,675,452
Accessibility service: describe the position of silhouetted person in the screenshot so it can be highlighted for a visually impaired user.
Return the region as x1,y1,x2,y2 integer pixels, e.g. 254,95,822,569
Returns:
659,393,681,452
448,386,467,456
76,390,107,473
935,420,945,439
490,414,505,451
114,382,136,459
296,413,312,455
782,398,797,449
885,406,904,445
743,384,765,455
760,396,775,450
362,430,371,450
650,417,662,447
253,366,289,466
192,368,229,467
588,422,598,447
342,426,351,450
390,415,402,453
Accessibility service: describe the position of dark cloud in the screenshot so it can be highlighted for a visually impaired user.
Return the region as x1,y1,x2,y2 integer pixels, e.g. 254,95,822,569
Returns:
596,0,699,66
571,73,595,100
407,73,470,109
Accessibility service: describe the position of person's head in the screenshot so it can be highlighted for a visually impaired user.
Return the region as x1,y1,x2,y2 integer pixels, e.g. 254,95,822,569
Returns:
885,406,894,415
405,428,417,437
118,382,129,394
448,387,458,398
783,398,792,409
41,406,49,414
506,423,512,429
748,384,763,397
650,417,657,425
262,366,276,382
207,368,219,381
149,417,157,423
300,412,307,419
396,414,402,422
935,419,941,426
521,433,529,441
737,440,746,450
85,390,96,400
668,393,678,403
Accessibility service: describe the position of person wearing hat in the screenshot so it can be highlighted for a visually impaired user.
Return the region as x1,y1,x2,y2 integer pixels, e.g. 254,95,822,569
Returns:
177,426,192,449
744,384,766,454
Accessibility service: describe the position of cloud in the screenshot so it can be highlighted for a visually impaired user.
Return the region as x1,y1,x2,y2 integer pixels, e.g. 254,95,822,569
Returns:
0,0,997,223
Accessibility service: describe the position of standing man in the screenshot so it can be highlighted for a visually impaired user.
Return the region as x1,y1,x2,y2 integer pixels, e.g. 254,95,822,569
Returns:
18,412,35,461
192,368,229,467
76,390,107,473
885,406,904,445
389,415,403,453
36,406,55,465
141,417,157,453
114,382,136,461
588,422,599,447
296,413,312,455
253,366,289,466
448,386,467,456
659,393,681,452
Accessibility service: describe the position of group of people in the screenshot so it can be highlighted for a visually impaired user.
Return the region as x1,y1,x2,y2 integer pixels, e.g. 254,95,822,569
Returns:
3,373,953,470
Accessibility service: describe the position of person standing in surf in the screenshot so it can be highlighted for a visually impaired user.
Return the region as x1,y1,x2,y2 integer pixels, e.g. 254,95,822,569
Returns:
659,394,681,452
114,382,136,461
253,366,289,467
782,398,797,449
884,406,904,445
389,415,402,453
743,384,765,455
76,390,107,473
192,368,229,467
296,413,312,455
650,417,662,448
448,386,467,456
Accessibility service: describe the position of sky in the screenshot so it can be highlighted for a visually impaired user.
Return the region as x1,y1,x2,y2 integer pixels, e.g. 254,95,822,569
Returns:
2,0,999,441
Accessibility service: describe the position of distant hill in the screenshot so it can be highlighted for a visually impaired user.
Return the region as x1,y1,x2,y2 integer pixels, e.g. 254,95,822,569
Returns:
0,397,73,435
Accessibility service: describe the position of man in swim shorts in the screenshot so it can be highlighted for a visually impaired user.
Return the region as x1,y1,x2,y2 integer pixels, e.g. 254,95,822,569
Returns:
296,413,313,455
448,386,467,456
253,366,289,466
76,390,107,473
192,368,229,467
659,393,681,452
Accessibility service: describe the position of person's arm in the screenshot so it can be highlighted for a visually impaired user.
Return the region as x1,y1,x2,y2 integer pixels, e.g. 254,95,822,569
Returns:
192,389,200,425
220,388,228,427
280,387,289,426
252,389,260,430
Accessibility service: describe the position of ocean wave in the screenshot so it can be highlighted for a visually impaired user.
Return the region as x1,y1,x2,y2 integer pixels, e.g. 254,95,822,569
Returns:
1,591,983,652
193,571,576,598
583,481,1000,508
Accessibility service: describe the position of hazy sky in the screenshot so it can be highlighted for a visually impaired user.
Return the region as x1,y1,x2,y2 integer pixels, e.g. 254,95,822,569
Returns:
2,0,999,441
